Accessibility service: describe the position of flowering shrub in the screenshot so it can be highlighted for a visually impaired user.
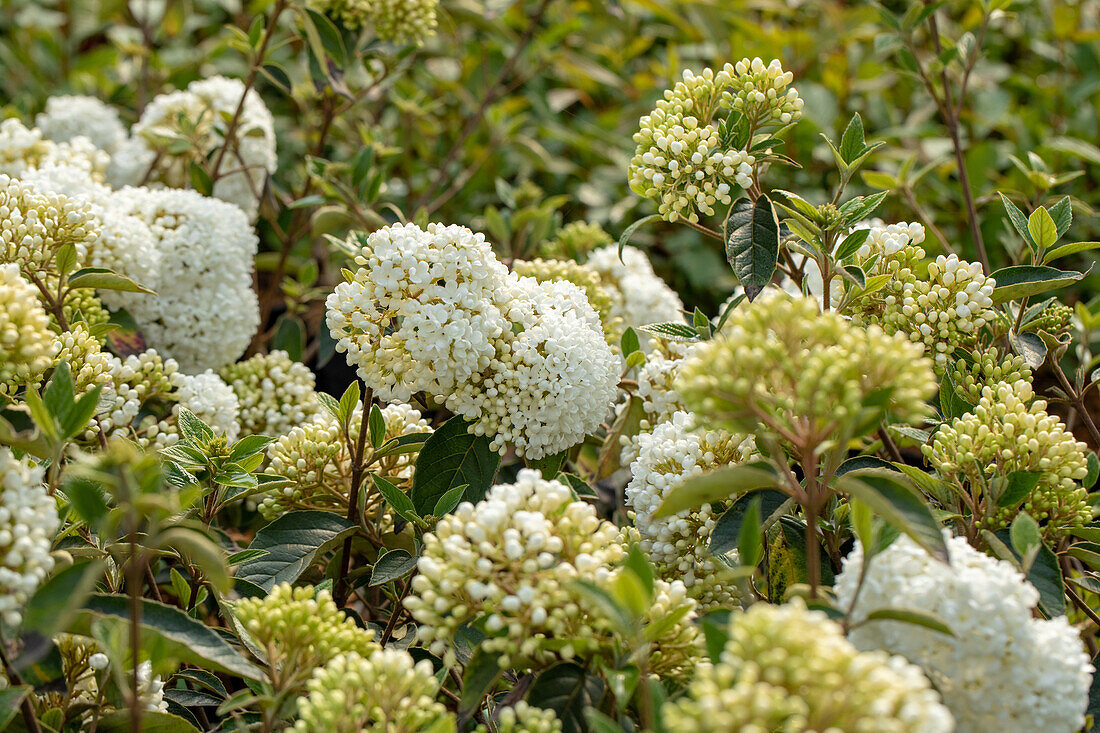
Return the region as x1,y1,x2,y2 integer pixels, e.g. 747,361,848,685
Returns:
2,2,1100,732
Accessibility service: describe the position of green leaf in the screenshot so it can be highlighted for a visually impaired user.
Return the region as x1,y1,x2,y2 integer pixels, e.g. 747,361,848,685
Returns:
862,607,953,636
0,686,30,729
654,463,778,518
1010,511,1042,557
337,380,361,426
737,496,763,568
996,471,1042,508
189,162,212,196
938,371,975,421
1042,241,1100,264
68,267,155,294
372,474,419,523
709,489,788,556
990,265,1089,304
725,196,780,301
839,113,866,164
638,321,699,342
1009,330,1047,370
837,190,890,226
42,360,74,418
302,8,347,68
368,404,386,449
69,594,261,679
369,549,418,586
272,315,305,363
410,416,500,514
1049,196,1073,238
836,469,948,561
227,435,275,463
526,662,606,733
459,648,502,714
1085,452,1099,490
433,483,468,517
177,408,214,446
834,227,871,261
714,293,745,334
620,327,640,357
96,710,200,732
22,560,104,636
236,511,356,591
999,193,1037,252
1027,206,1058,251
617,215,661,262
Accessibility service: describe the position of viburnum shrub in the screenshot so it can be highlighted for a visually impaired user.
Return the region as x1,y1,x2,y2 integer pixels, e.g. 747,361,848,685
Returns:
3,1,1100,732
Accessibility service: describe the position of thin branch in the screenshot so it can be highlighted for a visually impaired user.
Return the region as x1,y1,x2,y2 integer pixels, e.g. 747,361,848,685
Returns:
334,386,374,606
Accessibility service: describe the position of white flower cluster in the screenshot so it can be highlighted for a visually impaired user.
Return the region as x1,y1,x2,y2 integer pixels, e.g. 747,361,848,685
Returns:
51,324,113,396
586,244,686,353
451,275,620,458
293,649,449,733
0,263,56,392
628,67,752,222
35,96,127,154
107,187,259,372
836,533,1093,732
851,222,996,368
0,448,58,626
328,223,617,459
478,702,562,733
0,118,110,182
178,371,241,442
97,350,187,449
120,76,277,219
220,350,320,437
136,660,168,713
924,379,1091,534
626,412,754,610
0,173,100,278
406,470,628,667
728,57,804,126
662,599,953,732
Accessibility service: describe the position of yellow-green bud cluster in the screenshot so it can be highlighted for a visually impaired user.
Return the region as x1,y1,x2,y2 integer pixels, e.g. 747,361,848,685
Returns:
0,264,56,393
52,324,112,395
309,0,437,42
0,174,99,279
57,283,109,334
261,402,431,520
540,221,612,261
512,258,619,342
728,57,804,127
477,702,562,733
95,350,186,449
661,600,954,732
629,68,752,223
234,584,378,690
924,379,1091,535
293,649,449,733
950,348,1031,405
1023,300,1074,338
677,294,937,442
220,350,320,438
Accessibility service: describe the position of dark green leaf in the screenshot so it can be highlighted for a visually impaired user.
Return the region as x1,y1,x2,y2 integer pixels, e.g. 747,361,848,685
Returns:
68,267,155,294
863,607,953,636
837,469,948,561
991,265,1089,304
372,474,419,522
996,471,1042,508
368,404,386,449
0,686,30,729
527,662,605,733
709,489,788,555
96,710,200,732
433,483,468,517
460,648,502,714
620,327,640,357
654,463,779,518
236,511,356,591
1049,196,1073,238
411,416,500,513
22,559,104,637
272,315,305,363
725,196,780,301
839,113,866,164
369,549,418,586
617,215,661,262
999,193,1037,252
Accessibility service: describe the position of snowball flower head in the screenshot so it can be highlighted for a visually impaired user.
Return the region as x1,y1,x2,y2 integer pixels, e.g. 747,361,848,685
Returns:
586,244,686,353
677,294,937,442
36,95,127,153
293,649,449,733
219,350,320,438
177,371,241,442
105,186,259,372
924,379,1090,536
835,532,1092,732
662,599,953,733
0,448,59,626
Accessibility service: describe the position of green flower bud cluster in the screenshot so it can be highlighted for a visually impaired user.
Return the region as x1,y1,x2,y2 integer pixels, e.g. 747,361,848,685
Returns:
0,174,99,279
293,649,449,733
477,702,562,733
629,67,752,223
261,402,431,520
220,350,320,438
924,379,1091,535
512,258,620,342
95,350,187,449
727,57,804,127
950,348,1032,405
1023,300,1074,338
309,0,437,43
677,294,937,443
56,281,109,334
0,263,56,393
539,221,612,261
234,584,379,692
51,324,112,395
661,600,954,732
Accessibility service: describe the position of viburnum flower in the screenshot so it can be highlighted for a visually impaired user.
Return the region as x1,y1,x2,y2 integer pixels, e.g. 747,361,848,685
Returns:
406,470,701,675
677,294,937,443
0,173,99,280
836,533,1093,732
0,447,59,627
949,348,1032,405
924,379,1090,535
662,599,953,732
219,350,320,438
35,95,127,154
293,649,449,733
105,186,260,372
0,263,57,393
512,257,619,341
625,411,754,610
177,371,241,442
586,244,686,352
95,350,187,449
261,401,431,520
121,76,277,219
49,323,112,396
0,118,110,181
728,57,804,126
476,702,561,733
234,584,378,691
